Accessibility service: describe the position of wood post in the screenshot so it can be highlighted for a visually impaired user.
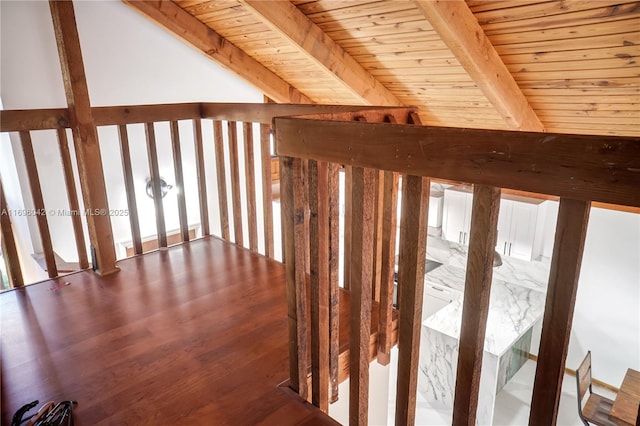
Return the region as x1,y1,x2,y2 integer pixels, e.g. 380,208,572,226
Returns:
377,171,400,365
349,166,376,426
56,128,88,269
170,121,189,243
19,131,57,278
49,0,118,275
260,123,274,258
280,156,309,400
243,122,258,251
193,118,209,236
228,121,243,246
328,162,341,403
529,198,591,425
213,120,230,241
308,160,330,412
452,185,501,426
144,123,167,248
0,177,24,288
117,125,142,255
395,175,430,426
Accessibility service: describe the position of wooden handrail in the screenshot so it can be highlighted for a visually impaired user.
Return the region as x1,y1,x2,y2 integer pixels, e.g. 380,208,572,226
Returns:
274,117,640,208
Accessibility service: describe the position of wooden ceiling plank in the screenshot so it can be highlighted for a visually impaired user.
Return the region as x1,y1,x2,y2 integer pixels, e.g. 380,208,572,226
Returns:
241,0,403,106
415,0,545,131
121,0,312,104
495,33,640,55
474,0,639,27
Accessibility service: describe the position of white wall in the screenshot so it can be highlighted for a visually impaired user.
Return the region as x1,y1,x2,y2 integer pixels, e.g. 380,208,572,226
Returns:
1,0,264,275
568,207,640,386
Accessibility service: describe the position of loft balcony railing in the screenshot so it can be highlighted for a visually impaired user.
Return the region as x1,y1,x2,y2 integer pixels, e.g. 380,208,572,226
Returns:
0,102,387,287
1,102,639,425
274,109,640,425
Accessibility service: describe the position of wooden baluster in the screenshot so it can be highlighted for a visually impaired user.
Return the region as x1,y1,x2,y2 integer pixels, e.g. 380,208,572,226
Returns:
377,170,399,365
243,122,258,251
0,177,24,287
169,121,189,242
280,156,309,400
372,169,385,301
308,159,330,412
529,199,591,425
56,128,88,269
117,125,142,255
452,185,501,426
228,121,244,246
260,123,274,258
19,131,57,277
394,175,430,426
213,120,230,241
349,166,376,426
193,118,209,236
144,123,167,248
343,165,352,290
328,162,340,403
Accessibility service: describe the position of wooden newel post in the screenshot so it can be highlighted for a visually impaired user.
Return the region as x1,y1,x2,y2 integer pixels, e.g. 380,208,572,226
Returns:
49,0,118,276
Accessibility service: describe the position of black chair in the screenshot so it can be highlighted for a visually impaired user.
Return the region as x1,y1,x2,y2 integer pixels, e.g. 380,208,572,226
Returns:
576,351,625,426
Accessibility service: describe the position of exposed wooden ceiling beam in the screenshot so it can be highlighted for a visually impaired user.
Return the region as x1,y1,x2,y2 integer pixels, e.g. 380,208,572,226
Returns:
121,0,312,104
414,0,545,131
241,0,403,107
49,0,119,276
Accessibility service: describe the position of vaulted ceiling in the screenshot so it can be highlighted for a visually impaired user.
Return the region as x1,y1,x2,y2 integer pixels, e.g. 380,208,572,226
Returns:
123,0,639,137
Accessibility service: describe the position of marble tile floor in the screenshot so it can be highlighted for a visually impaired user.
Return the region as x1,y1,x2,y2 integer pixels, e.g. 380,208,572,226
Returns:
387,356,616,426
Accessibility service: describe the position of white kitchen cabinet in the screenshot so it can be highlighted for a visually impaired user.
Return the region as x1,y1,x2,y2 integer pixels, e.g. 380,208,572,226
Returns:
423,283,455,320
496,195,545,261
428,191,444,228
443,186,545,261
442,186,473,245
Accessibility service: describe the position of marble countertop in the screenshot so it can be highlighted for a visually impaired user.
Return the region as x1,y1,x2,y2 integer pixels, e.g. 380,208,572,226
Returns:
425,235,551,293
422,234,550,356
423,279,546,356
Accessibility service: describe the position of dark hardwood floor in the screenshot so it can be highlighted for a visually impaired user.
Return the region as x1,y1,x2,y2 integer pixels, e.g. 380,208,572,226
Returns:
1,236,339,425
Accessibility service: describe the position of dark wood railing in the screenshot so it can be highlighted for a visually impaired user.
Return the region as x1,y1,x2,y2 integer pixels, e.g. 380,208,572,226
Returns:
275,111,640,425
0,102,405,288
3,101,638,425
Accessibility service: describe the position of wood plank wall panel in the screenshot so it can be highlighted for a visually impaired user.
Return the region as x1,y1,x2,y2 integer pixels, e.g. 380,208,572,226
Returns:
469,0,640,137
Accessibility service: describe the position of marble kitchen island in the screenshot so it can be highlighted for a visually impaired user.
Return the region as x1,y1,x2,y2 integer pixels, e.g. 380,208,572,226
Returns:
418,235,550,425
